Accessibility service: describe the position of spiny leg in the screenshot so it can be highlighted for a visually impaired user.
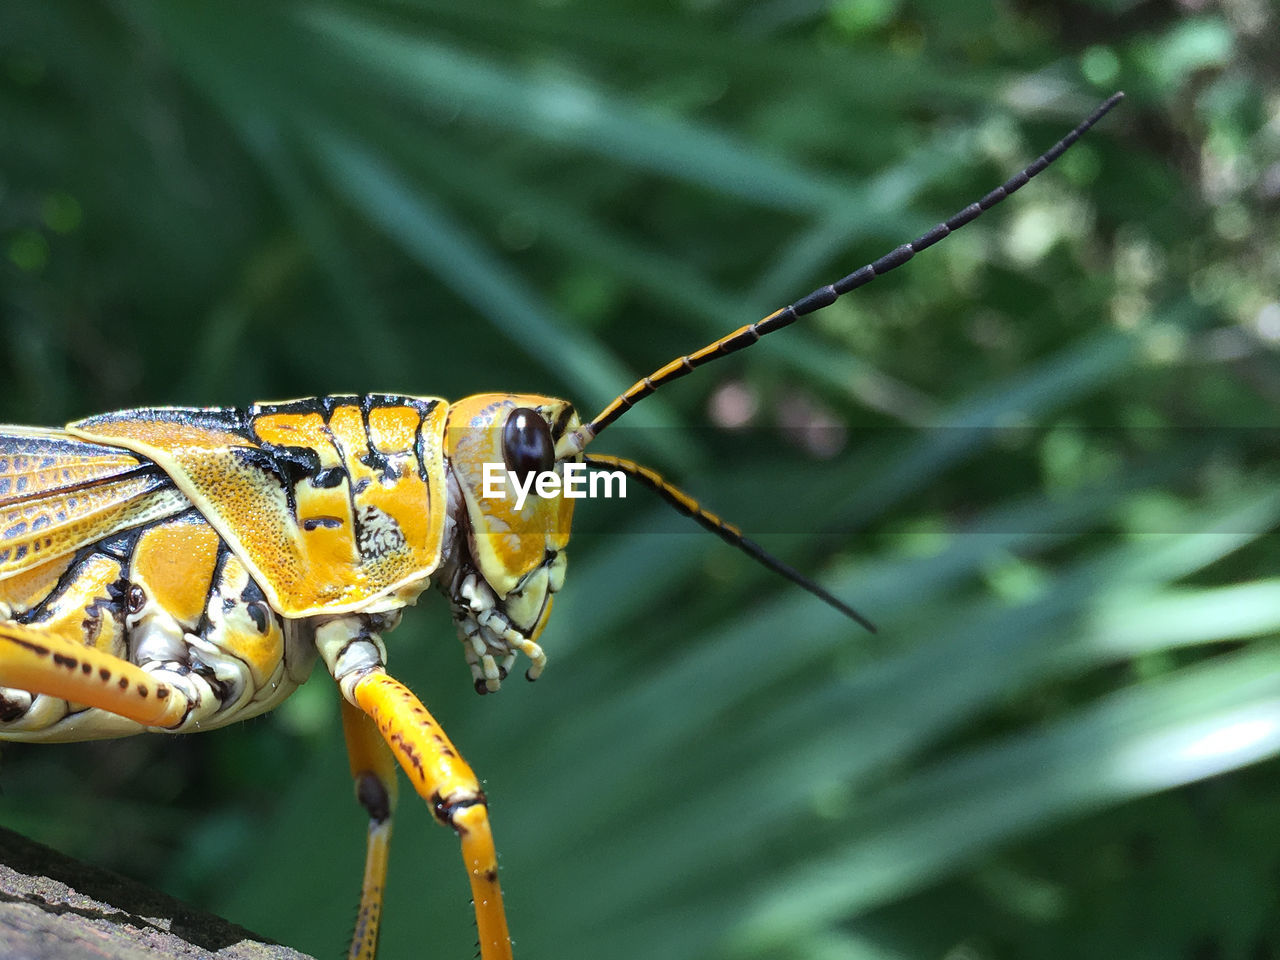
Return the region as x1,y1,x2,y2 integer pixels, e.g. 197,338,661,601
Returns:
351,670,512,960
0,621,189,728
340,696,399,960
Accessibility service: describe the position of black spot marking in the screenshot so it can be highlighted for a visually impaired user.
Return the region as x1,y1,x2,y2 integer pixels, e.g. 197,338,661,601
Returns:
0,692,27,722
247,601,269,634
137,684,148,698
80,662,92,675
118,677,128,690
359,447,398,483
276,446,325,487
301,516,343,531
155,684,169,700
242,578,268,604
99,668,111,681
356,772,392,824
311,466,347,489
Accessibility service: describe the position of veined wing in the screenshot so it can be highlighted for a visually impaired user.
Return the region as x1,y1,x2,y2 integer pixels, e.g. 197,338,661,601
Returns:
0,426,190,578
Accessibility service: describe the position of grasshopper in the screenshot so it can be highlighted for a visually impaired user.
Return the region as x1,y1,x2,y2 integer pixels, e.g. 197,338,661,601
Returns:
0,93,1122,959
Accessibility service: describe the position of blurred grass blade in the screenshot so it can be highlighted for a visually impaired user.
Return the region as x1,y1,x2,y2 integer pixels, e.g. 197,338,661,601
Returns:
299,4,855,213
1083,580,1280,654
728,645,1280,952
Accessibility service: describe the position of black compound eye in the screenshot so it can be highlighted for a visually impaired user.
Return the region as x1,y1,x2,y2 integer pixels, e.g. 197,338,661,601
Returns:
502,407,554,485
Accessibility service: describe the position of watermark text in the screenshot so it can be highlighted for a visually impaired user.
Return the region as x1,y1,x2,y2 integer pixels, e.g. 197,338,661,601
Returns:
482,462,626,509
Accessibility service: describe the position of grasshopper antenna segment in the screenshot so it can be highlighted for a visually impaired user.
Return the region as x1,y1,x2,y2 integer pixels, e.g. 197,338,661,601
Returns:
558,91,1125,454
586,455,878,632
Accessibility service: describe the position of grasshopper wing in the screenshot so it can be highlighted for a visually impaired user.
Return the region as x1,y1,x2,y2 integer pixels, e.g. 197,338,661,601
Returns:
0,426,189,581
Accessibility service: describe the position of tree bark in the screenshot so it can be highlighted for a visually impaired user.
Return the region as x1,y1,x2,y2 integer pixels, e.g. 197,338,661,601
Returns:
0,825,314,960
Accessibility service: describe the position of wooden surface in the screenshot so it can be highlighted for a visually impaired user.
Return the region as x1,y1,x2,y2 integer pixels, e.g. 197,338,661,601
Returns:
0,825,315,960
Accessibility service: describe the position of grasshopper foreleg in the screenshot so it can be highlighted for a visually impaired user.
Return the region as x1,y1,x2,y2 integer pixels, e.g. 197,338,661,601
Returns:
318,616,514,960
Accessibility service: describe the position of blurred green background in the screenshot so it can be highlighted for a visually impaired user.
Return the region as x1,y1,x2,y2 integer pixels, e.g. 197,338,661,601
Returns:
2,1,1278,958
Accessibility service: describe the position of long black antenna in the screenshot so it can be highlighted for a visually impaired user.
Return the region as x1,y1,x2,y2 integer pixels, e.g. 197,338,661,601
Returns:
557,91,1124,460
586,454,877,632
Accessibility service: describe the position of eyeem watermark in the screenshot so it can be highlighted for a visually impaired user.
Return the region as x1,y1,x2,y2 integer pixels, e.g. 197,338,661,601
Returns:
482,462,626,509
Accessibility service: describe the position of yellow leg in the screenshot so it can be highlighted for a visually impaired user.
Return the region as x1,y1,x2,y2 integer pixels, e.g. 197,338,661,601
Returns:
351,670,513,960
341,697,399,960
0,621,188,728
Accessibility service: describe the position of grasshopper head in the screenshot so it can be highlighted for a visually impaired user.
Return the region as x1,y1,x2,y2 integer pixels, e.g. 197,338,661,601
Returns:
443,393,580,693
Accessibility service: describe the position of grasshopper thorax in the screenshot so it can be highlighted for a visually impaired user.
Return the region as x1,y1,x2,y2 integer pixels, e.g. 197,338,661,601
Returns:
441,394,580,693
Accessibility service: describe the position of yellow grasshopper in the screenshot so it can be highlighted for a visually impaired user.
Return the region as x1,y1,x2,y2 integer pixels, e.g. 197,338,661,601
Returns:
0,93,1121,959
